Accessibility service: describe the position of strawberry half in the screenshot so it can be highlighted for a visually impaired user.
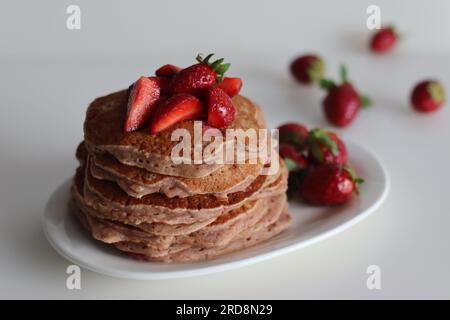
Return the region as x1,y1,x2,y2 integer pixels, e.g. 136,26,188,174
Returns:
124,76,162,133
306,128,347,165
168,54,230,96
206,87,236,129
149,93,203,134
411,80,446,113
155,64,182,78
217,77,242,97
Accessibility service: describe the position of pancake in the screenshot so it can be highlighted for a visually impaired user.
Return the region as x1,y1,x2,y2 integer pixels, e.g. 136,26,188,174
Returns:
71,193,286,252
115,211,291,263
84,90,268,178
82,159,287,225
71,193,289,260
83,142,264,199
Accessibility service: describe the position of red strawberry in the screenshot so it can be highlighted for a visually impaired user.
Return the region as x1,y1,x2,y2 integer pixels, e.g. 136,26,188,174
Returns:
155,64,182,78
149,93,203,134
306,128,347,165
321,65,371,127
411,80,446,113
124,76,162,133
279,144,308,171
299,164,363,206
290,54,325,84
206,87,236,129
278,123,309,149
168,54,230,96
370,27,398,53
217,77,243,97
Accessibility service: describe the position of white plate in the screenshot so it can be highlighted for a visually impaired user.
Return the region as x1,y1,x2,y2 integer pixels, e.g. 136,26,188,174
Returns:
42,140,389,280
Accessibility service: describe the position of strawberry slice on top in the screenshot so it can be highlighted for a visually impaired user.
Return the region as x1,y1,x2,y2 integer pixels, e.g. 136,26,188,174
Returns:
217,77,243,97
124,76,163,133
149,93,204,134
168,54,230,96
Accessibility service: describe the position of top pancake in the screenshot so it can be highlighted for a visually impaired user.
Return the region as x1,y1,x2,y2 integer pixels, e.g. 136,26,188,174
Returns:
84,90,268,178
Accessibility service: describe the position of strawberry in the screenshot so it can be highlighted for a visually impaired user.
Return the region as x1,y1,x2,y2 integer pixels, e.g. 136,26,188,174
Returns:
320,65,371,127
217,77,243,97
290,54,325,84
155,64,182,78
370,27,398,53
306,128,347,165
124,76,162,133
206,87,236,129
278,123,309,150
411,80,446,113
168,54,230,96
299,164,363,206
279,144,308,171
149,93,203,134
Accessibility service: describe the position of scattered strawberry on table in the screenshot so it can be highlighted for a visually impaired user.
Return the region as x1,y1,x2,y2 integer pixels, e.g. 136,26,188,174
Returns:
370,26,399,53
290,54,325,84
123,53,243,134
410,80,446,113
320,65,371,127
278,122,363,206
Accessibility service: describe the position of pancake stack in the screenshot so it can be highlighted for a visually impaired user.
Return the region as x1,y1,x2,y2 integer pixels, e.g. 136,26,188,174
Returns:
70,89,291,262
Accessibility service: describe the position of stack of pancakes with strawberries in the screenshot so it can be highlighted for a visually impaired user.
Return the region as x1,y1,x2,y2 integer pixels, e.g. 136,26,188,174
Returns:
70,55,291,262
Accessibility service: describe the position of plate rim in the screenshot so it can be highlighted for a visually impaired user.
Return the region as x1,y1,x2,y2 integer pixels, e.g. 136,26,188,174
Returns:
42,140,390,280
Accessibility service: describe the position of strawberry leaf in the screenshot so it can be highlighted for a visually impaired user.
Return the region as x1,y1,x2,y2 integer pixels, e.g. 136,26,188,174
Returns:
320,79,336,91
284,158,299,171
360,94,372,108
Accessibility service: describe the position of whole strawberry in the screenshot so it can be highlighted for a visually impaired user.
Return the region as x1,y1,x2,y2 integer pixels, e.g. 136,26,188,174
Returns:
300,164,363,206
320,65,371,127
278,122,309,150
206,87,236,129
411,80,446,113
279,144,308,171
306,128,347,165
168,54,230,96
290,54,325,84
370,27,398,53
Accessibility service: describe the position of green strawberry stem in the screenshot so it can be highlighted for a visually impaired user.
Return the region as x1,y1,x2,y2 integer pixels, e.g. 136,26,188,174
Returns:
196,53,230,82
340,65,348,83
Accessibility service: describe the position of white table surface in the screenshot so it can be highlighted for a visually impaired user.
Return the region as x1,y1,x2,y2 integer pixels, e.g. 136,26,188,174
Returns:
1,0,450,299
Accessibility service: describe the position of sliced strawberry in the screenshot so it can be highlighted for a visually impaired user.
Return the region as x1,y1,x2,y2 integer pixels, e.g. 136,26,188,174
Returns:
153,76,171,95
149,93,203,134
155,64,182,78
217,77,242,97
124,76,162,133
206,87,236,129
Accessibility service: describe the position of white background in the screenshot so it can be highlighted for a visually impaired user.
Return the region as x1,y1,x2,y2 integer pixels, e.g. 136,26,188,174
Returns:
1,0,450,299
